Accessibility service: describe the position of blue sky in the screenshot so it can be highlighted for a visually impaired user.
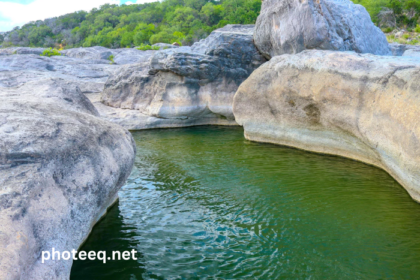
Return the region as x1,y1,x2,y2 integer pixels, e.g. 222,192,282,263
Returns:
0,0,156,32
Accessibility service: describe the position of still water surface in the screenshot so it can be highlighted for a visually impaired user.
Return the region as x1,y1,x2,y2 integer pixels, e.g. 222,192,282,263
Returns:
71,126,420,279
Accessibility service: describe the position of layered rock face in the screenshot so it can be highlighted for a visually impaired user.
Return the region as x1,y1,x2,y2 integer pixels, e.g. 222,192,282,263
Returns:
233,51,420,202
0,78,136,279
0,47,157,93
254,0,391,59
100,25,266,128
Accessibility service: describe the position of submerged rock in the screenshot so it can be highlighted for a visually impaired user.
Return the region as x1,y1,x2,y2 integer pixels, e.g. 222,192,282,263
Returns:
101,25,266,128
0,78,136,279
254,0,391,59
233,50,420,202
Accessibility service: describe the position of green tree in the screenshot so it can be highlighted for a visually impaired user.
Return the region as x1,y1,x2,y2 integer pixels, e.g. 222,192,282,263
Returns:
28,25,53,46
133,23,155,45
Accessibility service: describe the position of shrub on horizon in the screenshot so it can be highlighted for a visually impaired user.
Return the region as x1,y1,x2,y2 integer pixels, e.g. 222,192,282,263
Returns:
137,44,160,51
40,48,61,57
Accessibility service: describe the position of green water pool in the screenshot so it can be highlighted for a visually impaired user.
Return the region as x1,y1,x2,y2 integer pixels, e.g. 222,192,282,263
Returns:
71,126,420,279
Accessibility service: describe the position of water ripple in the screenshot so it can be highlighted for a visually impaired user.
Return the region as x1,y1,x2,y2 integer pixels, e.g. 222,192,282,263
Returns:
72,127,420,280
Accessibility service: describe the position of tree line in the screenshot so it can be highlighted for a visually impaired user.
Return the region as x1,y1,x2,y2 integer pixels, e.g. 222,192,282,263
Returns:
1,0,260,48
1,0,419,49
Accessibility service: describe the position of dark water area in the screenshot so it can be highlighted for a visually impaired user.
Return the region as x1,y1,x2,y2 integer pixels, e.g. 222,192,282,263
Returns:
71,126,420,280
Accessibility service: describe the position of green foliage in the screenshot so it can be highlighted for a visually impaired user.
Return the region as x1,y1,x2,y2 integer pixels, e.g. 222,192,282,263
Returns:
4,0,262,48
351,0,420,27
382,27,394,33
108,54,115,64
13,0,420,48
136,43,160,50
40,48,61,57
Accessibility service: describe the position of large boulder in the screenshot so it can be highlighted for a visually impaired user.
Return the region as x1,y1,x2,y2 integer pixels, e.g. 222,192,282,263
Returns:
233,50,420,202
0,78,136,279
101,25,266,128
254,0,391,59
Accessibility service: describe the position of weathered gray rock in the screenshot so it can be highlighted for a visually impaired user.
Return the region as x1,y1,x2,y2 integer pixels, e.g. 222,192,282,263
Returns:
112,48,156,65
0,47,46,55
389,43,420,57
151,43,179,50
378,8,397,29
233,50,420,202
0,46,158,94
254,0,391,59
0,78,136,279
0,53,119,93
389,43,408,56
402,47,420,58
61,46,156,65
101,25,266,128
61,46,113,60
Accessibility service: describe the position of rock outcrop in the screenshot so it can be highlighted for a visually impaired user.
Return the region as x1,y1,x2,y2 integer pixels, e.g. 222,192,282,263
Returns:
233,50,420,202
389,43,420,56
0,47,46,55
0,53,118,93
0,78,136,279
0,46,157,96
253,0,391,59
101,25,266,128
61,46,156,65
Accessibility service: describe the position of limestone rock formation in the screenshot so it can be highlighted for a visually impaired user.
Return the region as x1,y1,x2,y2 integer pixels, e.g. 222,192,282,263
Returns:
101,25,266,128
233,50,420,202
151,43,179,50
253,0,391,59
0,52,119,93
0,47,46,55
0,78,136,279
61,46,156,65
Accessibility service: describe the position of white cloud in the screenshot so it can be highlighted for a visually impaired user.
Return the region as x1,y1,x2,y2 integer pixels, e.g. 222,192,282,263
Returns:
0,0,120,32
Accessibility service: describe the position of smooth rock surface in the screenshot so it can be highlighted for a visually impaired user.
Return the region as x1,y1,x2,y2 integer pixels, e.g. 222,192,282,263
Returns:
0,52,119,93
233,50,420,202
61,46,156,65
0,78,136,279
101,25,266,127
151,43,179,50
0,47,46,55
254,0,391,59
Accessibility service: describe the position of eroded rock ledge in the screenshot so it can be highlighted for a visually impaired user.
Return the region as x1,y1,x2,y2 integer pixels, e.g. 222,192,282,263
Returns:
100,25,266,128
233,51,420,202
0,78,136,279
